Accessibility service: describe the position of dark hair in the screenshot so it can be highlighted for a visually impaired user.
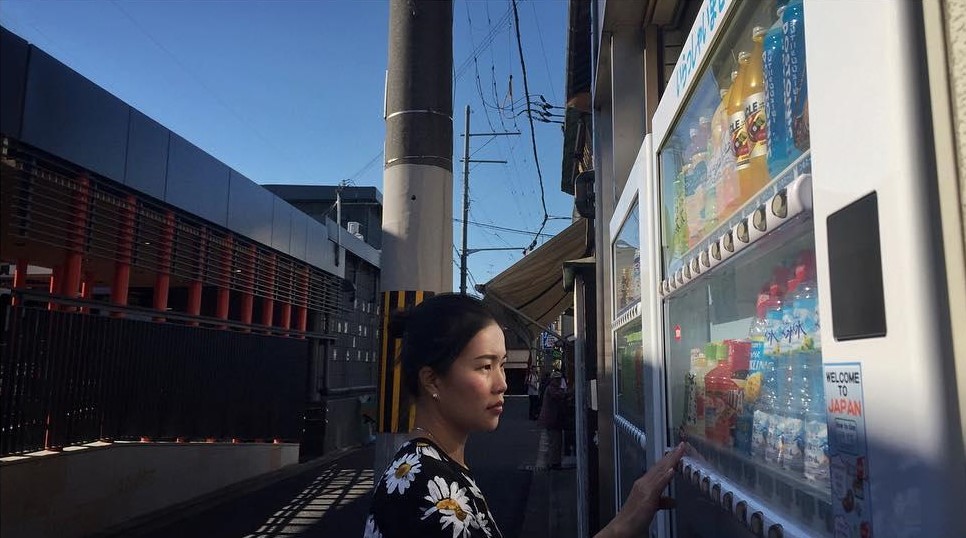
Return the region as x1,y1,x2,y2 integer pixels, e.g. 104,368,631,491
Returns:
389,293,498,398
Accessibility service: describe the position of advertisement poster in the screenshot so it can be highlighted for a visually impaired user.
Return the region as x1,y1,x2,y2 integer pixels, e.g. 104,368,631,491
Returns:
824,363,873,538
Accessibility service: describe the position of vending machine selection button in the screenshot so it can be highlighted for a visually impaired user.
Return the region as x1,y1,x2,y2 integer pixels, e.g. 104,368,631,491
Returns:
750,511,765,537
752,205,767,232
736,501,748,524
771,189,788,219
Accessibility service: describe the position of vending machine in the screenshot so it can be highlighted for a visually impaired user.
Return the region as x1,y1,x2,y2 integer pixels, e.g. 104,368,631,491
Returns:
608,0,966,536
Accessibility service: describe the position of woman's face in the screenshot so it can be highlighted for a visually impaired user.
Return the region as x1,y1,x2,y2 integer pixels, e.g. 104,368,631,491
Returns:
435,323,508,433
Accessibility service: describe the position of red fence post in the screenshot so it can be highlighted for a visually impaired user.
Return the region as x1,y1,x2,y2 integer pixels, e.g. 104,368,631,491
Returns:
261,253,276,330
216,235,233,327
240,245,254,329
297,265,309,338
12,258,28,306
62,176,90,311
111,194,137,316
153,210,175,321
48,265,62,311
187,226,206,325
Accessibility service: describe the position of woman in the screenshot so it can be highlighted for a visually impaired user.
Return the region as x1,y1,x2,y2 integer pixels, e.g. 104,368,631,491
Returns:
365,294,685,538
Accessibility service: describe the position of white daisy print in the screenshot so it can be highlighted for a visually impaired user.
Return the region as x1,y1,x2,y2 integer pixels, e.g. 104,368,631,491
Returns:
363,515,383,538
471,509,494,538
461,473,484,499
422,476,476,538
418,443,443,461
384,452,422,495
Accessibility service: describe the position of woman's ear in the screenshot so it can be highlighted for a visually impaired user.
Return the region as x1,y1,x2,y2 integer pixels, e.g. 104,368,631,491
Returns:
418,366,439,397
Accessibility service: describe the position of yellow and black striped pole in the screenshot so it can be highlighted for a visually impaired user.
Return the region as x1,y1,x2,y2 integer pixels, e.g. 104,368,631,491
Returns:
378,290,435,434
376,0,453,472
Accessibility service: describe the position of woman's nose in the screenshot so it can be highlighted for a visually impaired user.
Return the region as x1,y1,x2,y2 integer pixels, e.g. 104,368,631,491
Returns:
494,368,508,393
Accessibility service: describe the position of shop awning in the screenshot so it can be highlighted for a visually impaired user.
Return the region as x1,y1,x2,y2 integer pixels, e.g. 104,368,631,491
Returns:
477,218,592,331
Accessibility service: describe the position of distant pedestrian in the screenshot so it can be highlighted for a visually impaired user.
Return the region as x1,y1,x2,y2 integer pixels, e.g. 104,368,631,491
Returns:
364,293,686,538
526,366,541,420
539,359,567,469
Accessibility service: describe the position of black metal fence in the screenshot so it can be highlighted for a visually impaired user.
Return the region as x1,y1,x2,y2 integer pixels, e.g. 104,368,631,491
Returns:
0,298,312,456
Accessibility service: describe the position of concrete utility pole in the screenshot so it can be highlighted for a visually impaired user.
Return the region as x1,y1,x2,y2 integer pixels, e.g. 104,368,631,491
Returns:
376,0,453,472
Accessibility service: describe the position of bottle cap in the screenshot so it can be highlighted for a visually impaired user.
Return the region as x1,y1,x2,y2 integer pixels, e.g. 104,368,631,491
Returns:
738,51,751,63
777,5,786,17
731,70,739,82
705,342,718,362
769,283,782,298
752,26,767,39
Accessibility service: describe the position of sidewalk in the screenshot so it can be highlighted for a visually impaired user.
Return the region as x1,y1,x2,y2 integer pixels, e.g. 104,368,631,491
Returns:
113,396,575,538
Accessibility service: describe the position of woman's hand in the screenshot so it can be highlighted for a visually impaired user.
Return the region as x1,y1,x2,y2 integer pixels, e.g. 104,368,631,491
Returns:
596,442,687,538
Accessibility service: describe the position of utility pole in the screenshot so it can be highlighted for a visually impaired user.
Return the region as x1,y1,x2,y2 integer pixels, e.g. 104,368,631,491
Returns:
460,105,470,295
377,0,453,474
459,106,519,294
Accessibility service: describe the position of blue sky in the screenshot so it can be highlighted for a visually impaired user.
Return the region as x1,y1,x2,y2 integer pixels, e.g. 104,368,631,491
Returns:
0,0,573,290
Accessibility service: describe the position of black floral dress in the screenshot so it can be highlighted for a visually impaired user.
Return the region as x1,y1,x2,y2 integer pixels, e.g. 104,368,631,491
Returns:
364,438,503,538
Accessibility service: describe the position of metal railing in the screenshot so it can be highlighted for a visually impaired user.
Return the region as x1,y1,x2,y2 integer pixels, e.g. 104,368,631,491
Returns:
0,293,322,456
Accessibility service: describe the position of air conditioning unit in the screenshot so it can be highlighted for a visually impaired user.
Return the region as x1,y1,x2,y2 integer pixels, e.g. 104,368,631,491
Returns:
347,221,361,235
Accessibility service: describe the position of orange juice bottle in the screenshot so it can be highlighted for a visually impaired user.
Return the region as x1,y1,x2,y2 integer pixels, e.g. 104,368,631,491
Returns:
727,54,751,210
743,27,770,193
715,72,740,219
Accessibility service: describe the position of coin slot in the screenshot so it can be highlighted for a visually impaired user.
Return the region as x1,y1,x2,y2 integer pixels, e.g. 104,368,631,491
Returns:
711,241,721,260
723,230,735,252
767,524,784,538
711,483,721,503
722,491,733,511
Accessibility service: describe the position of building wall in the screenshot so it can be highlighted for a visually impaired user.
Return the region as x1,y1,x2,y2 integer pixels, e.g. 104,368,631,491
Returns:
0,25,354,278
0,442,298,538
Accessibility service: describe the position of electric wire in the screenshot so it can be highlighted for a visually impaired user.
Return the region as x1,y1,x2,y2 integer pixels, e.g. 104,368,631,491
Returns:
510,0,549,252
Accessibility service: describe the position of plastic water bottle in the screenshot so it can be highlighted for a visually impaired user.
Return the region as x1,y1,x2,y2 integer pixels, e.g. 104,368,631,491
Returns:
764,8,789,178
801,349,829,486
791,260,829,484
758,284,785,465
747,302,770,459
777,275,806,474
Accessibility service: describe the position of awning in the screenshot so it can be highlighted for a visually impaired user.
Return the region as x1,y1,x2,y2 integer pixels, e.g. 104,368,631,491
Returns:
477,218,592,331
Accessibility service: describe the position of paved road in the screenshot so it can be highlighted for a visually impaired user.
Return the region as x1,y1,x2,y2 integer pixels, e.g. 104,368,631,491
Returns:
122,395,545,538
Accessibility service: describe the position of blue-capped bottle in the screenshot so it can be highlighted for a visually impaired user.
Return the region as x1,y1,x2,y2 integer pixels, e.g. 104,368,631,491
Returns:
764,8,790,177
783,0,809,153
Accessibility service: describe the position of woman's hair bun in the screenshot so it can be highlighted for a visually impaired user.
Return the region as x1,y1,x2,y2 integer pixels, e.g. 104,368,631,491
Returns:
387,308,411,339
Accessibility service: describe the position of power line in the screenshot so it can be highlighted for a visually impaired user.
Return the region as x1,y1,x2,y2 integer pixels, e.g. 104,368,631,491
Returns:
108,0,315,182
511,0,549,252
455,218,554,238
530,1,559,104
347,150,383,184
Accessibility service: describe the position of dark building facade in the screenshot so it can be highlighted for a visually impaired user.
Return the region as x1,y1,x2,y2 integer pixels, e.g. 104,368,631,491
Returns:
0,25,381,460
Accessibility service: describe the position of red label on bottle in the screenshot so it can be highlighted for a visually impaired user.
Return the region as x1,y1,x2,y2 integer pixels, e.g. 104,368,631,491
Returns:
744,92,767,158
729,112,750,167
